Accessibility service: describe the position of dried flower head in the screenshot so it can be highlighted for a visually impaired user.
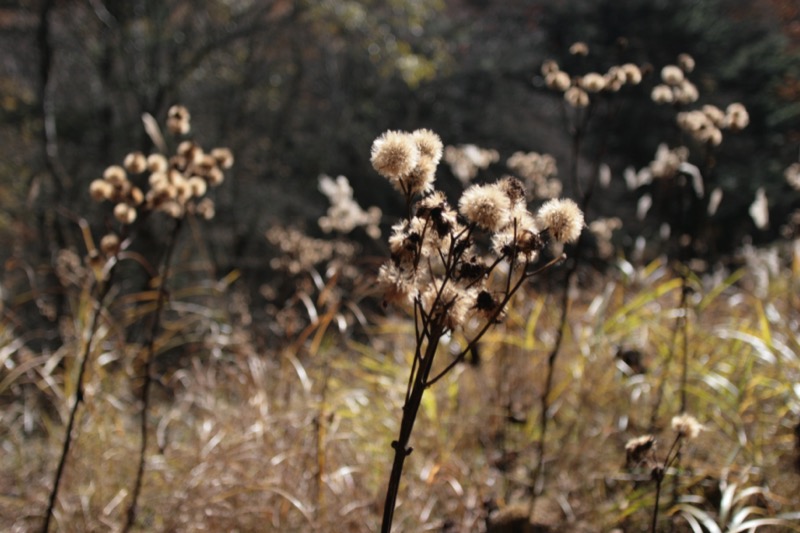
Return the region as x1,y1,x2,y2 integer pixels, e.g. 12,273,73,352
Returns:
167,105,191,135
545,71,571,92
674,80,699,104
569,41,589,56
89,179,113,202
412,128,444,167
651,84,674,104
113,203,137,225
621,63,642,84
785,162,800,190
536,198,584,243
661,65,684,86
103,165,127,186
625,435,656,466
581,72,606,93
459,183,512,232
671,413,704,439
99,233,121,256
725,102,749,131
211,147,235,169
124,152,147,174
371,130,420,182
541,59,559,75
564,86,590,108
677,53,695,73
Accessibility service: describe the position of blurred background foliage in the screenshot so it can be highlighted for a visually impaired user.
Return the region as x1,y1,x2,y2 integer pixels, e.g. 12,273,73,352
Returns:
1,0,799,288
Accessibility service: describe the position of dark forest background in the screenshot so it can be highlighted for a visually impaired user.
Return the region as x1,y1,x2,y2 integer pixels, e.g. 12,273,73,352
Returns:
2,0,800,287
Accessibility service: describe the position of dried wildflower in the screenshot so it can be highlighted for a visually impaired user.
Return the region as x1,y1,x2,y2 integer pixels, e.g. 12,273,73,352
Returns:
621,63,642,84
545,71,571,91
651,84,674,104
507,152,561,199
113,203,137,224
541,59,559,75
785,163,800,190
581,72,606,92
725,102,749,131
459,183,512,232
536,198,583,243
167,105,191,135
569,41,589,56
625,435,656,466
211,147,234,169
564,86,589,108
444,144,500,185
412,128,443,167
89,179,113,202
147,153,169,173
702,105,726,127
103,165,127,186
318,174,382,237
371,130,420,181
674,80,699,104
99,233,121,256
124,152,147,174
195,198,215,220
671,413,704,439
377,262,418,308
661,65,684,86
677,53,695,73
497,176,527,205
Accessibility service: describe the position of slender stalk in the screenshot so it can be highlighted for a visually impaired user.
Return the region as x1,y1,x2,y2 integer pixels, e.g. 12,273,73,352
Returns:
124,218,183,532
380,323,443,533
41,264,117,533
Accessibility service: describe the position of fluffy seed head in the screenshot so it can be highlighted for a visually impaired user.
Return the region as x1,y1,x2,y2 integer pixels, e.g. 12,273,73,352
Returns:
371,130,420,181
581,72,606,92
412,129,443,167
725,103,749,131
89,179,113,202
671,413,704,439
211,147,235,169
123,152,147,174
677,53,695,73
536,198,584,243
147,154,169,173
651,85,674,104
103,165,127,186
661,65,684,85
569,42,589,56
113,203,137,224
100,233,120,256
459,183,512,232
564,86,589,108
621,63,642,84
674,80,699,104
545,71,571,91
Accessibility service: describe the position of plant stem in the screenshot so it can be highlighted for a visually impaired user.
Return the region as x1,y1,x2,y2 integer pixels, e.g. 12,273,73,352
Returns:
124,218,183,532
41,267,116,533
380,324,443,533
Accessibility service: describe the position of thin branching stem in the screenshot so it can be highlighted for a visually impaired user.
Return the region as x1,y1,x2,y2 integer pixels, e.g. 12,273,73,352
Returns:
124,217,183,532
41,260,118,533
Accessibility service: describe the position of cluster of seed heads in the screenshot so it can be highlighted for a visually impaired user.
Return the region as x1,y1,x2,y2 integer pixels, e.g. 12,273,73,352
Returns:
86,106,232,271
542,43,642,108
371,129,583,333
89,105,233,227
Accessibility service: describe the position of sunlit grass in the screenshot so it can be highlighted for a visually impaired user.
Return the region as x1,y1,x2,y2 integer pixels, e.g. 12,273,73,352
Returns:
2,252,799,531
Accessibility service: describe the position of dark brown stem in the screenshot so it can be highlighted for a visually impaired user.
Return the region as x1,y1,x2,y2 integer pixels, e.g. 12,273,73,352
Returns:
124,217,183,532
380,324,444,533
41,264,117,533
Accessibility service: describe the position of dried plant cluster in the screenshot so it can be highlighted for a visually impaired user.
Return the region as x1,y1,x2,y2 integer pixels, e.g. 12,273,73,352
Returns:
373,131,582,332
89,105,232,227
542,43,642,109
370,128,584,532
